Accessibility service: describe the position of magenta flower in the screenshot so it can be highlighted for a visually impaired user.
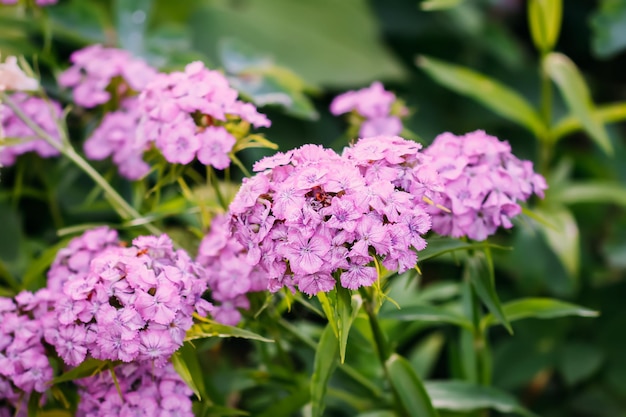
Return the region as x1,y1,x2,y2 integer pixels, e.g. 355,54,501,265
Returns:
424,130,548,240
0,93,62,166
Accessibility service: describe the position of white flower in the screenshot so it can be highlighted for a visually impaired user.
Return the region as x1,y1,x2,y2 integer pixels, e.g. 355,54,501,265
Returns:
0,56,39,92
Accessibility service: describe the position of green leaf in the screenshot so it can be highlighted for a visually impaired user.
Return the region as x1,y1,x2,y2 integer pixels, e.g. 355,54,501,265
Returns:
418,237,509,263
357,412,396,417
533,206,580,280
257,389,310,417
416,281,460,303
528,0,562,53
552,102,626,141
185,319,273,343
114,0,152,55
409,332,445,379
202,406,250,416
558,342,605,386
311,324,340,417
21,238,71,291
47,0,109,44
36,411,74,417
417,55,545,138
317,291,339,338
379,305,473,331
551,181,626,207
420,0,464,11
337,286,362,363
544,52,613,155
481,298,599,329
425,381,538,416
191,0,406,86
51,358,111,384
590,0,626,58
172,342,207,400
386,354,439,417
466,252,512,334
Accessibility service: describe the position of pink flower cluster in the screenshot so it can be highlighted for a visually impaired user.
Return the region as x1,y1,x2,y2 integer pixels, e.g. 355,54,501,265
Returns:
0,291,54,413
76,362,193,417
83,99,150,179
45,232,209,367
229,136,437,296
424,130,548,240
138,61,270,168
197,214,267,325
59,45,157,108
0,93,61,166
330,81,406,137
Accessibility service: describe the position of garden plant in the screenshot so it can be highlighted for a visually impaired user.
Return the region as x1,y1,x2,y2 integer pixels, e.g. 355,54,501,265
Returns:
0,0,625,416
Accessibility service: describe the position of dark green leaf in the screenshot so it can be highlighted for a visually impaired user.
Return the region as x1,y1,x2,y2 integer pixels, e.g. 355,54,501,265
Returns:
528,0,562,53
409,332,445,379
425,381,538,416
481,298,598,329
466,253,512,333
590,0,626,58
47,0,109,44
51,358,110,384
202,406,249,416
172,342,207,400
416,281,460,303
356,412,396,417
191,0,406,86
185,319,273,343
386,353,439,417
417,55,545,137
21,238,71,291
257,389,310,417
558,342,605,386
380,305,473,331
311,324,340,417
544,52,612,155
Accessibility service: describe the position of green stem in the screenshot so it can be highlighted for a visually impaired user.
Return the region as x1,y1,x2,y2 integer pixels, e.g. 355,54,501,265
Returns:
1,92,162,236
538,52,554,175
208,166,228,211
359,287,390,365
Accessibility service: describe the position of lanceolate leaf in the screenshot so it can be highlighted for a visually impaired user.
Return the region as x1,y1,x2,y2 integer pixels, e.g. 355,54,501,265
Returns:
51,359,112,385
425,381,538,417
417,55,545,138
337,286,363,363
552,102,626,141
466,252,512,334
172,342,207,400
481,297,598,329
418,237,510,263
420,0,464,11
385,354,439,417
544,52,613,155
311,324,340,417
185,319,273,343
551,181,626,207
533,205,580,280
379,304,473,331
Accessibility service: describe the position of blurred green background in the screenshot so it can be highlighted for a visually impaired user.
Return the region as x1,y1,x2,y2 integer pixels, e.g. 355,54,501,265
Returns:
1,0,626,416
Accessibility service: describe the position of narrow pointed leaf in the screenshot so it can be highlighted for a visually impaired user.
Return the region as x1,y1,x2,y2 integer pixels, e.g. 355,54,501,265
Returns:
552,181,626,207
385,353,439,417
466,253,512,333
311,324,340,417
418,237,510,262
481,297,598,329
420,0,464,11
185,320,273,343
51,359,111,384
417,55,545,137
544,52,613,155
379,305,473,331
533,206,580,279
425,381,538,417
552,102,626,141
172,342,207,400
528,0,562,52
337,286,363,363
317,291,339,338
